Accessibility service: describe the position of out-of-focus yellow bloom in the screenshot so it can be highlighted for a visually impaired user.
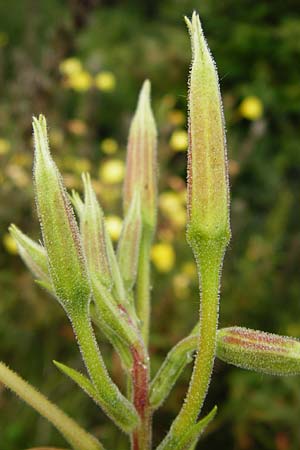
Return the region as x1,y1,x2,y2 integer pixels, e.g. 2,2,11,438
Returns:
151,242,175,273
67,119,87,135
106,215,123,241
168,110,186,126
100,138,118,155
11,153,31,167
173,273,190,299
3,233,18,254
181,261,197,279
99,159,125,184
94,71,116,92
159,191,182,213
59,57,82,76
169,130,188,152
0,32,8,47
73,158,91,174
0,139,11,155
239,96,263,120
65,71,92,92
159,191,186,229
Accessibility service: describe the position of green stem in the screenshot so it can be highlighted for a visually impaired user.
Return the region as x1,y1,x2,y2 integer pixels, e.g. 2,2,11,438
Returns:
70,309,138,433
136,229,152,345
0,361,103,450
159,240,224,447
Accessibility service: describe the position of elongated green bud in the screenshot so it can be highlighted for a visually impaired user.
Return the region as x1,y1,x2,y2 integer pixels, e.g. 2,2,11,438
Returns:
217,327,300,376
185,12,230,246
123,80,157,231
117,191,142,289
9,224,51,288
33,115,90,313
81,173,112,288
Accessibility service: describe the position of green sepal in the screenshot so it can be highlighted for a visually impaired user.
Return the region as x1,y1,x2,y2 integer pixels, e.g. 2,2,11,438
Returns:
81,173,112,289
117,190,142,290
156,406,217,450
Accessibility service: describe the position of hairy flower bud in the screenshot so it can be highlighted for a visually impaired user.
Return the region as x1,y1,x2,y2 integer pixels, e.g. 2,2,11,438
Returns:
117,190,142,290
33,115,90,312
185,12,230,246
123,80,157,231
81,173,112,288
217,327,300,376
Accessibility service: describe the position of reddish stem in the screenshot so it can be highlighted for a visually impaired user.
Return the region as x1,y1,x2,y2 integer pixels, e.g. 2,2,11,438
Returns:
131,345,151,450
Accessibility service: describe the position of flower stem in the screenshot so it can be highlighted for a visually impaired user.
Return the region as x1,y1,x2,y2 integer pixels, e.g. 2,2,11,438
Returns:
130,343,152,450
159,240,225,447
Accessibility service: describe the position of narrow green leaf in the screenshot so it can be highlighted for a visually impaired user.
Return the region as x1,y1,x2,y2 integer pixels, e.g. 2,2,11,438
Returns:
53,361,101,404
9,224,51,288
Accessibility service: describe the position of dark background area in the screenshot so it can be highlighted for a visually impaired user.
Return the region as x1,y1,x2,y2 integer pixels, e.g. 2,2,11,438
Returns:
0,1,300,449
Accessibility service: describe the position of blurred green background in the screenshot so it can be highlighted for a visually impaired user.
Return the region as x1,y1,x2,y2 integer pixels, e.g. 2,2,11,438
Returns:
0,0,300,449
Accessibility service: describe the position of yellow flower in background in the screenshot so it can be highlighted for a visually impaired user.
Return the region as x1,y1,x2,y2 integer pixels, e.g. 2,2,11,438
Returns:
99,159,125,184
169,129,188,152
3,233,18,254
181,261,197,279
106,215,122,241
159,191,186,229
100,138,118,155
94,71,116,92
59,57,82,76
168,109,186,126
73,158,91,174
239,96,263,120
0,139,11,155
65,71,93,92
151,242,175,273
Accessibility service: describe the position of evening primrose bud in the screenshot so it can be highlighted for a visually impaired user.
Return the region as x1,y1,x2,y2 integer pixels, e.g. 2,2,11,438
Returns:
81,173,112,288
217,327,300,376
123,80,157,231
9,224,52,291
117,190,142,290
33,115,90,312
185,12,230,246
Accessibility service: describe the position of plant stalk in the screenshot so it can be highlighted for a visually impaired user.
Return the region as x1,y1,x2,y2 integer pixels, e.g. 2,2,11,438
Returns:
136,229,152,345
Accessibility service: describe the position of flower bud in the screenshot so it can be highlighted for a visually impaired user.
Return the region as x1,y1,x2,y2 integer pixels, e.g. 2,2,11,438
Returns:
33,115,90,312
185,12,230,246
9,224,52,290
217,327,300,376
81,173,112,288
123,80,157,231
117,190,142,290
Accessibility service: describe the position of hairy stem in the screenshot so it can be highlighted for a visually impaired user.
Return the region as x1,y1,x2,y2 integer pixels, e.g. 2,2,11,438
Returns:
0,361,103,450
130,343,152,450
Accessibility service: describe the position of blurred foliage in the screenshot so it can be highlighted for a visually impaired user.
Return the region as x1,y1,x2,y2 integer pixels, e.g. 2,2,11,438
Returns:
0,0,300,449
